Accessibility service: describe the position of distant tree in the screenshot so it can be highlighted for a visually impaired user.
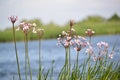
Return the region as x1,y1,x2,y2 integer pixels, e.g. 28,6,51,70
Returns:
82,15,106,22
108,13,120,21
45,21,58,27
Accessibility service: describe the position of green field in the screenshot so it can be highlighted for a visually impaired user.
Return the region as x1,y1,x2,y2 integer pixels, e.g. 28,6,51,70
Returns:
0,15,120,42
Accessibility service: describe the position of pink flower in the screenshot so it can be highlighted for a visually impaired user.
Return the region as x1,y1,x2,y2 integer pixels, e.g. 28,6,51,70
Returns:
97,41,108,49
85,29,95,37
74,47,81,52
64,40,70,48
86,46,94,55
97,41,108,54
8,16,18,24
57,34,71,48
66,36,72,41
93,56,97,61
72,36,87,52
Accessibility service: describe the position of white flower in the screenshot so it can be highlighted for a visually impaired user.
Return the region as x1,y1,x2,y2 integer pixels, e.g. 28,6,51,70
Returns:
32,23,37,27
86,46,94,55
71,28,75,32
62,31,67,35
32,27,37,33
16,27,20,31
109,54,113,59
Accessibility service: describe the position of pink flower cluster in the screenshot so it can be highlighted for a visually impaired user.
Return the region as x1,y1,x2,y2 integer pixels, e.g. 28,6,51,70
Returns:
16,22,36,34
57,29,88,52
57,31,72,48
97,41,108,54
86,41,113,61
72,36,88,52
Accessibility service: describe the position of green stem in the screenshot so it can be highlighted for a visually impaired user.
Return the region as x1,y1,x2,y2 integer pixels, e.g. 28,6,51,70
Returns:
25,34,32,80
87,54,91,80
75,51,79,78
12,23,22,80
65,48,67,73
65,47,70,79
68,47,71,79
89,36,91,45
24,35,28,80
76,51,79,70
38,36,42,80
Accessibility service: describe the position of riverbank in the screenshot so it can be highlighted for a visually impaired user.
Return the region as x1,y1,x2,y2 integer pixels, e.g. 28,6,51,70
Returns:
0,21,120,42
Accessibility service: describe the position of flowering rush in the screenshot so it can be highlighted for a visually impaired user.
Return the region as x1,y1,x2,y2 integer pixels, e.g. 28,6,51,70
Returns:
16,22,36,34
8,15,18,24
57,31,88,51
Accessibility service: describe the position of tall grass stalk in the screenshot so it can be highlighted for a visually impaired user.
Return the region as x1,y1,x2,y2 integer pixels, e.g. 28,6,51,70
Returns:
50,60,55,80
12,23,22,80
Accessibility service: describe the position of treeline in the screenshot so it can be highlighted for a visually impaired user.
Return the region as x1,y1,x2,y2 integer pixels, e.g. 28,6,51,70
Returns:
0,13,120,42
82,13,120,22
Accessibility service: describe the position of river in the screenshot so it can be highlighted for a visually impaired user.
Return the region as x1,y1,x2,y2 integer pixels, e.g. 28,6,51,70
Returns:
0,35,120,80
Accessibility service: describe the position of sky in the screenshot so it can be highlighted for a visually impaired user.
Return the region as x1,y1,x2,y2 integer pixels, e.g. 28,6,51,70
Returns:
0,0,120,30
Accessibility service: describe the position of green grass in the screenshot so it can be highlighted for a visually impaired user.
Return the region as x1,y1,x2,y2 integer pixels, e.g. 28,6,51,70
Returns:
0,21,120,42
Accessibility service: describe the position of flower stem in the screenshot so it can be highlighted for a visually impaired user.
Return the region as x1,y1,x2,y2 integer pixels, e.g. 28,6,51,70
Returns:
76,51,79,69
65,47,70,79
68,47,71,78
25,34,32,80
38,36,42,80
75,51,79,78
12,23,22,80
24,34,28,80
89,36,91,45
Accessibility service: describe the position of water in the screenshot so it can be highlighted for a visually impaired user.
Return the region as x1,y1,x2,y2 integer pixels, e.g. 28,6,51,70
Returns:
0,35,120,80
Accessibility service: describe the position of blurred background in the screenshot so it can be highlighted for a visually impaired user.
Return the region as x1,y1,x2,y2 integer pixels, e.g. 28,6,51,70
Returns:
0,0,120,80
0,0,120,41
